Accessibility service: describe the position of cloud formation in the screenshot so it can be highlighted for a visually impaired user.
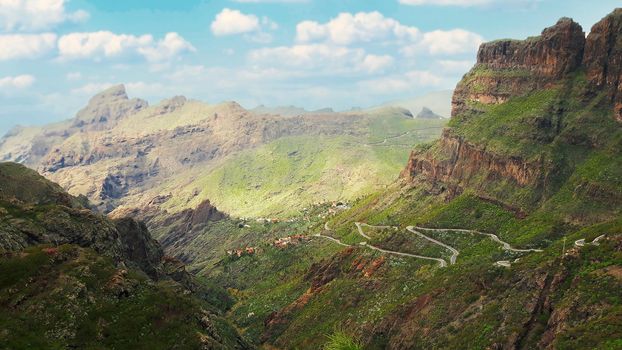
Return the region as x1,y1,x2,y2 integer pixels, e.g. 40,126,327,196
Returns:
249,44,394,74
211,8,261,36
0,0,89,32
0,74,35,89
296,11,482,55
296,12,419,45
0,33,57,60
57,31,194,62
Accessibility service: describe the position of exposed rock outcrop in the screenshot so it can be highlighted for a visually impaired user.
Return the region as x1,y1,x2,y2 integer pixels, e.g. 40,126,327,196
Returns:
73,84,148,130
583,8,622,122
401,129,543,189
452,18,585,117
403,10,622,206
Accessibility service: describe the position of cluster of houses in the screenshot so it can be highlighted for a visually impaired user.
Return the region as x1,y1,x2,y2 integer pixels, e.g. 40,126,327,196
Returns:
226,246,258,258
273,234,309,249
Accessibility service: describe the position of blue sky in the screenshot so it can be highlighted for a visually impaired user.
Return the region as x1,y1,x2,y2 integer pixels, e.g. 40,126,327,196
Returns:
0,0,620,135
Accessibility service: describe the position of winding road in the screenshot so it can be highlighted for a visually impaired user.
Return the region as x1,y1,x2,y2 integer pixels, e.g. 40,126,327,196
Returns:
413,226,543,253
574,234,606,248
406,226,460,265
359,126,445,147
316,221,543,268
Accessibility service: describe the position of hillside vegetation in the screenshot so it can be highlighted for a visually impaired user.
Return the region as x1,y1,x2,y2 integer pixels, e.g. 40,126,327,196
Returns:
150,11,622,349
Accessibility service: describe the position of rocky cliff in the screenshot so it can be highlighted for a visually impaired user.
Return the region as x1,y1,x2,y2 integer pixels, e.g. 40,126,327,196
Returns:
0,163,250,349
1,162,178,281
583,8,622,122
73,84,148,130
402,9,622,212
452,17,585,118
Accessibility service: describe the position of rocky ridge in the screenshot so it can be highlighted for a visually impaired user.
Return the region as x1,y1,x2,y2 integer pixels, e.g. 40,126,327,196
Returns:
402,9,622,210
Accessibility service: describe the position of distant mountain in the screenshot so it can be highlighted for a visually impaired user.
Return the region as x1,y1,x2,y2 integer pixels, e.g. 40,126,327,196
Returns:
0,85,446,218
415,107,444,119
251,104,335,117
382,90,453,118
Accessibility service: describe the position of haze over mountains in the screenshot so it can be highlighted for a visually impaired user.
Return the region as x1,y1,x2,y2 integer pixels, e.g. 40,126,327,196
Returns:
0,86,448,218
1,5,622,350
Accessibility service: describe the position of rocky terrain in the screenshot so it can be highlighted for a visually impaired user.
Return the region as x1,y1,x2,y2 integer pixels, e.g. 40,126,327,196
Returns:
182,9,622,349
0,162,249,349
0,86,445,217
2,7,621,350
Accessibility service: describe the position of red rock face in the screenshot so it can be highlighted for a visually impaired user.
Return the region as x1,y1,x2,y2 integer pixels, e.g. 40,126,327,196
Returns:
583,8,622,122
477,18,585,77
452,18,585,117
403,9,622,198
400,129,542,188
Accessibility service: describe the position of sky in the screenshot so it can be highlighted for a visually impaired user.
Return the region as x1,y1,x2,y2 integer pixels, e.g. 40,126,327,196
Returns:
0,0,620,135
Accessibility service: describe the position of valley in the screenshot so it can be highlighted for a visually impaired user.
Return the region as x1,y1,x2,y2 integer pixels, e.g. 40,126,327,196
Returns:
1,4,622,350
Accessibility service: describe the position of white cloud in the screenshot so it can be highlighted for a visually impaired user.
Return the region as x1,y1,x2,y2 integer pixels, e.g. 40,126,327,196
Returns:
211,8,260,36
248,44,393,74
402,29,483,55
137,32,196,62
57,31,194,62
359,55,394,74
0,74,35,89
358,70,444,94
398,0,493,6
0,33,57,60
296,12,419,45
0,0,89,32
232,0,309,3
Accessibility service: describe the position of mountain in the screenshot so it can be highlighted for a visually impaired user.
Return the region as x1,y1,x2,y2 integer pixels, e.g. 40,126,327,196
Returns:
0,87,446,218
178,10,622,349
250,105,335,116
415,107,444,119
382,90,453,118
0,162,249,349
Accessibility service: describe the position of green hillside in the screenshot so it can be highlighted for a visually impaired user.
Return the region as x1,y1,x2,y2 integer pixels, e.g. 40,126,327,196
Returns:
146,12,622,349
135,113,446,218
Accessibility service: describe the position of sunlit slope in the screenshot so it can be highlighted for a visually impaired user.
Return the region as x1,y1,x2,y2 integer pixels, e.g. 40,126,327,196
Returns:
143,115,446,218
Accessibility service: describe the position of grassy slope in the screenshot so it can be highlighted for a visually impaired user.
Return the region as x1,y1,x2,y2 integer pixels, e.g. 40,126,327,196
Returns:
0,163,248,349
192,72,622,349
151,115,446,218
0,244,244,350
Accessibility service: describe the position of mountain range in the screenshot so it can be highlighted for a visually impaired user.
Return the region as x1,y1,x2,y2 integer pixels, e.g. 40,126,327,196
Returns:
0,87,446,218
1,7,622,350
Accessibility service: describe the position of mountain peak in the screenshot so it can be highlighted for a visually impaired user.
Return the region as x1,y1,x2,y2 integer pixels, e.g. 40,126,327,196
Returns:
73,84,148,130
416,107,443,119
89,84,129,104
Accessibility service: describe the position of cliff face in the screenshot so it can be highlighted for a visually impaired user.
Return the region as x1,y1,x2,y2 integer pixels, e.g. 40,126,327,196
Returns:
403,9,622,210
583,8,622,122
452,18,585,117
401,129,542,188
